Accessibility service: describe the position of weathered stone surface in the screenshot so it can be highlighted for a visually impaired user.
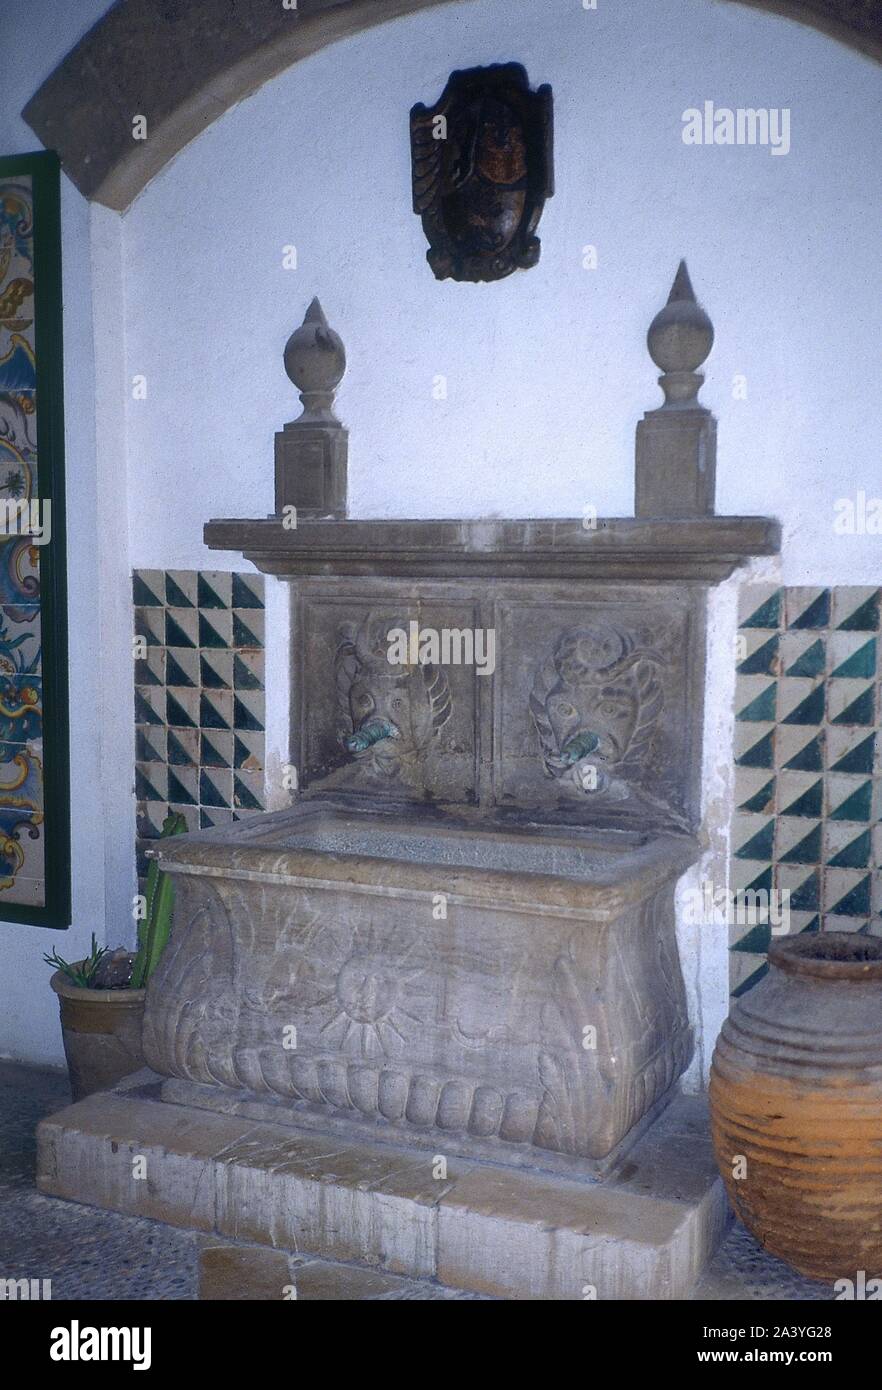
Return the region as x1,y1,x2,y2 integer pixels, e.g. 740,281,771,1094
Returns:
636,263,717,519
203,515,781,582
142,811,698,1167
37,1084,728,1299
275,298,349,520
22,2,882,211
198,1241,294,1301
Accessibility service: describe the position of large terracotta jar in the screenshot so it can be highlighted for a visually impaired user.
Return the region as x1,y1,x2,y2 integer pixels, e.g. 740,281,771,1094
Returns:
710,933,882,1281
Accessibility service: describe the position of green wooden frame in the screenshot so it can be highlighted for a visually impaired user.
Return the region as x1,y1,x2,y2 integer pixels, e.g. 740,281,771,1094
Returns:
0,150,70,928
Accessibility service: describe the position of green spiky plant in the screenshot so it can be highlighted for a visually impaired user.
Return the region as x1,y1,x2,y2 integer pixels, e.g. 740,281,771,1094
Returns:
130,811,188,988
43,932,109,988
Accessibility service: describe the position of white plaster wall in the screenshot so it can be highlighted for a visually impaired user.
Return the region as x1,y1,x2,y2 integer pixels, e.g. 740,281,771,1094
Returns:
123,0,880,581
0,0,122,1065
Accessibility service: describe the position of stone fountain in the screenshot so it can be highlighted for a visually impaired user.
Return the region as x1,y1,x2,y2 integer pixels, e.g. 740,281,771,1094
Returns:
38,267,780,1299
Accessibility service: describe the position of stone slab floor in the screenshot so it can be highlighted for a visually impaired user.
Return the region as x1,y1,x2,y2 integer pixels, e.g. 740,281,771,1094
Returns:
0,1060,835,1301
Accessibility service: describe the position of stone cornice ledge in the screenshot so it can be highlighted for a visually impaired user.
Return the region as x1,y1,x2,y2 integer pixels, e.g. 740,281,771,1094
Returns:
204,515,781,582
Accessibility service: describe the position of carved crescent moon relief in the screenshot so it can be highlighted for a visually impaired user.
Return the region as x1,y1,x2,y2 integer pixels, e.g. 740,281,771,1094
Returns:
410,63,554,283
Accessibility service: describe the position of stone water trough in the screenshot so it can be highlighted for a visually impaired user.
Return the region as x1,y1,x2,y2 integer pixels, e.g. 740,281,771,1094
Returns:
38,272,781,1298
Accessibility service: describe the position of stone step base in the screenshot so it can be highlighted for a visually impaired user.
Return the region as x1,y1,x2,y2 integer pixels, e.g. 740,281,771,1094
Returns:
37,1076,729,1300
198,1240,489,1299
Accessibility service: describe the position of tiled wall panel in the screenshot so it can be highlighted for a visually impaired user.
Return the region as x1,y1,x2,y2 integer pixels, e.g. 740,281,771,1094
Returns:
731,586,881,995
133,569,265,878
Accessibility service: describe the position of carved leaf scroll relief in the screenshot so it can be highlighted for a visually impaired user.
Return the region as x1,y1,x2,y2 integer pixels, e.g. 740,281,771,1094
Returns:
529,621,689,828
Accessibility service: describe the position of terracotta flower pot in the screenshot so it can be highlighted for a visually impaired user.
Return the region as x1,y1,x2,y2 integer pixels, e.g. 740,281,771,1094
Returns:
51,968,147,1102
710,933,882,1281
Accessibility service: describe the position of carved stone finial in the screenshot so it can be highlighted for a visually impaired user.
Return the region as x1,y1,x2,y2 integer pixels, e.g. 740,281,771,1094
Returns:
283,296,347,424
635,262,717,518
646,260,714,409
275,298,348,519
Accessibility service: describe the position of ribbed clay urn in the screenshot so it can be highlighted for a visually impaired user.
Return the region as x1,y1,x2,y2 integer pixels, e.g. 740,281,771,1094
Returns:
710,933,882,1281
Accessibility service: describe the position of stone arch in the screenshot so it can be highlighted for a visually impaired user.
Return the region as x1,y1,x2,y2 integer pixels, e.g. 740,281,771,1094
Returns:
23,0,881,211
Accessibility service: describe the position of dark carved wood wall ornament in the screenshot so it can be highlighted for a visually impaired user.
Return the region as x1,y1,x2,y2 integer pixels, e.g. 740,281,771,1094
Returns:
410,64,554,283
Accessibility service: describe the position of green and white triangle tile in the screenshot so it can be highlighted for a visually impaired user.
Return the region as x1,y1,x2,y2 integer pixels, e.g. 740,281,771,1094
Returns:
776,727,824,772
135,764,167,802
232,609,265,650
780,635,826,679
826,828,871,870
732,813,775,862
777,864,820,913
165,571,196,608
776,818,822,865
135,608,164,647
135,687,164,726
824,868,872,918
730,859,772,896
778,679,825,727
738,586,782,630
200,768,233,808
198,571,232,610
734,724,775,769
827,728,875,775
785,587,831,630
199,691,232,730
730,920,772,955
167,767,198,806
833,587,880,631
233,732,263,772
165,609,198,648
166,689,198,729
233,652,264,691
167,729,198,767
199,808,234,830
166,649,198,687
233,771,265,813
199,610,233,649
737,633,779,676
735,770,775,814
200,652,233,690
200,730,233,768
829,633,877,680
135,727,165,763
134,650,165,687
828,680,876,726
828,777,873,823
735,678,777,723
731,955,769,997
132,570,165,607
231,573,264,610
779,776,823,819
233,691,264,732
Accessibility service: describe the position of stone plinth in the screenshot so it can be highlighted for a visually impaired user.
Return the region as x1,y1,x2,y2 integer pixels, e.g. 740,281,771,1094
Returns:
37,1079,728,1300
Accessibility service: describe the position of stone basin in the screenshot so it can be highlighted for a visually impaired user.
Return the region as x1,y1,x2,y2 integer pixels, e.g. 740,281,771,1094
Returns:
143,803,699,1178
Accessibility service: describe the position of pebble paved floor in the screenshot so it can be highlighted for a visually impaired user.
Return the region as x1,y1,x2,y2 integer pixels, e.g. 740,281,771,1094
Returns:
0,1060,835,1301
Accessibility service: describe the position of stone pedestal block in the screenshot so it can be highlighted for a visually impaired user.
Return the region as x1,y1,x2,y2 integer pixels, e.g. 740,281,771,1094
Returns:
635,409,717,518
37,1080,729,1300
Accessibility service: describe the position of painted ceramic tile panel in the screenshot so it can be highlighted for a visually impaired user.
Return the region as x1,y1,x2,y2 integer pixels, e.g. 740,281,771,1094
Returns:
731,586,882,996
133,569,265,879
0,169,51,914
